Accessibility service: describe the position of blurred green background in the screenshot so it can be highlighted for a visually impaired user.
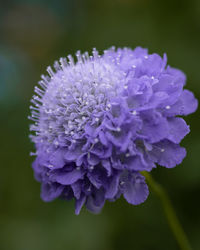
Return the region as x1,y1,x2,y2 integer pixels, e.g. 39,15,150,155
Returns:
0,0,200,249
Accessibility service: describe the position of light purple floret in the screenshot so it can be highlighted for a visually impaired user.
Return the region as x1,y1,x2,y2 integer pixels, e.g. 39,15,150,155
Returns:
29,47,198,214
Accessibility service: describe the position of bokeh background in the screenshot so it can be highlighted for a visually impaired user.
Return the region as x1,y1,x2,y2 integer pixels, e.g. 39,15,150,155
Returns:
1,0,200,249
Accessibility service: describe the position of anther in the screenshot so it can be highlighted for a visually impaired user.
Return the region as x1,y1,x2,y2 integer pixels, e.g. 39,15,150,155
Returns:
116,127,121,132
47,66,54,77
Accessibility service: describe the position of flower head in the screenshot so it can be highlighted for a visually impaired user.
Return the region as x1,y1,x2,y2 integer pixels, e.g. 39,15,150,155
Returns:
29,47,198,214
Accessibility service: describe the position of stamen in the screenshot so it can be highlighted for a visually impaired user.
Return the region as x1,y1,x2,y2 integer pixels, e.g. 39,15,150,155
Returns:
47,66,55,78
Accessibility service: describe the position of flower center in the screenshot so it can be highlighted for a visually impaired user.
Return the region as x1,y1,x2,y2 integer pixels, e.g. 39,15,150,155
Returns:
30,51,125,146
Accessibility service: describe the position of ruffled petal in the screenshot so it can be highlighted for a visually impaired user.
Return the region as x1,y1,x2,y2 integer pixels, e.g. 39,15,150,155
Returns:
64,147,82,161
49,148,66,169
99,131,108,146
166,66,186,86
153,74,183,106
124,155,153,172
149,140,186,168
167,117,189,143
140,111,169,143
105,129,132,151
140,53,166,77
85,189,105,213
90,142,112,158
41,182,64,202
120,171,149,205
87,153,100,165
53,169,84,185
163,90,198,116
105,174,120,199
71,180,82,199
87,167,107,189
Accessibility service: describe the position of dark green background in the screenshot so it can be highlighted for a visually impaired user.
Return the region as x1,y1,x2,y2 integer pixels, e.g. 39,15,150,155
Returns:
0,0,200,249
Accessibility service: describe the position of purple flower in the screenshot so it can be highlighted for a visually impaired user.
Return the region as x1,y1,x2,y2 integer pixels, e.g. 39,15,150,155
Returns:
29,47,198,214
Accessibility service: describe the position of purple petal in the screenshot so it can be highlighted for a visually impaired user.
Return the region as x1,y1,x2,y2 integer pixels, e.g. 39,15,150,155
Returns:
32,157,41,174
54,169,84,185
85,189,105,213
105,130,132,151
146,91,169,109
105,174,120,199
71,181,82,199
76,153,86,167
101,159,112,176
90,142,112,158
99,131,108,146
149,140,186,168
86,167,107,189
133,47,148,57
64,146,82,161
153,74,183,106
178,89,198,115
140,114,169,143
166,66,186,86
164,90,198,116
87,174,102,189
87,153,100,165
140,53,166,77
85,122,100,137
120,172,149,205
124,155,153,172
75,195,86,215
41,182,64,202
49,148,66,169
167,117,189,143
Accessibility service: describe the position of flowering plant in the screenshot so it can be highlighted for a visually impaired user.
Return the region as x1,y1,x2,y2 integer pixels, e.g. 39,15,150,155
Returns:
29,47,197,215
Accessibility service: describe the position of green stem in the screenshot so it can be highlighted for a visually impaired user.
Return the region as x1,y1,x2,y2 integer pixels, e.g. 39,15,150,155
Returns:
141,171,192,250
